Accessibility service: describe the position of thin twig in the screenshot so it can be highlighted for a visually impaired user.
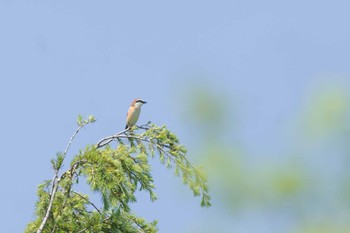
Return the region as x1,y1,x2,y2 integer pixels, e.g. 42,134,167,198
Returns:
63,124,84,158
72,191,101,214
120,209,146,233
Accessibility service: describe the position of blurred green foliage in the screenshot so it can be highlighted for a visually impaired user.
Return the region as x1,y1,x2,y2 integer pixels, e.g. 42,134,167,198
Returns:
174,79,350,233
303,86,349,140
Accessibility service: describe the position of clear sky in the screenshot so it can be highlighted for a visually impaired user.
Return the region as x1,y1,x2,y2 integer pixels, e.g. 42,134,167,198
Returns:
1,1,350,232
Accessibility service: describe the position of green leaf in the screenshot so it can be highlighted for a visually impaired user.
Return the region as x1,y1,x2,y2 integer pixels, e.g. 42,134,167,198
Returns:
56,152,64,170
50,158,56,170
88,115,96,123
77,114,83,126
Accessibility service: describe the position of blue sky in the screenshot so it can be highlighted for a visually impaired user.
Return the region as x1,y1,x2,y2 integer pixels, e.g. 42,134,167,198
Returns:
1,1,350,232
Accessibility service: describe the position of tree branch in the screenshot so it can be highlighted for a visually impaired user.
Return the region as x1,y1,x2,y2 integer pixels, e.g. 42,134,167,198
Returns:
63,124,85,159
36,176,59,233
95,122,150,148
96,128,129,148
97,133,193,169
37,120,93,233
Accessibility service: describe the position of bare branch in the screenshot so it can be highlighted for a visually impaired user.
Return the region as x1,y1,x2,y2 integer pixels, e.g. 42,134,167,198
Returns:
63,124,85,159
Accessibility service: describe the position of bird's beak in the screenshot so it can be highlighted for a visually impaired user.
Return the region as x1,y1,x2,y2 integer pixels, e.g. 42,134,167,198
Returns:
142,100,147,104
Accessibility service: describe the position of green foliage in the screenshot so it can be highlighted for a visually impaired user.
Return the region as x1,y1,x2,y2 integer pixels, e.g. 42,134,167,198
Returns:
303,87,348,139
51,153,64,172
139,124,211,207
26,116,210,233
77,114,96,127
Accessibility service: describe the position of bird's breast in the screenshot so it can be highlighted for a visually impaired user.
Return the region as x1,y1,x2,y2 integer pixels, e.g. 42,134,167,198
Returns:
128,107,141,126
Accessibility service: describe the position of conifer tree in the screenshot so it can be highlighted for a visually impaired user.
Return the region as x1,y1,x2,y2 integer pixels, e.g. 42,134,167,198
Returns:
26,115,211,233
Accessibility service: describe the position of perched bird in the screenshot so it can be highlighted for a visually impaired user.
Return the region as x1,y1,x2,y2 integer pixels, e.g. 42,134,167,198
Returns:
125,98,147,129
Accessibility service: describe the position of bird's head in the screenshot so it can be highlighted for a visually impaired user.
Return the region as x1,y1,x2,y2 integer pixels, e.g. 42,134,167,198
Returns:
132,98,147,108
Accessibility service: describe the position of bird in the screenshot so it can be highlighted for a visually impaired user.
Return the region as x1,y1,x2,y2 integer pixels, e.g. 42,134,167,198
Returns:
125,98,147,129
